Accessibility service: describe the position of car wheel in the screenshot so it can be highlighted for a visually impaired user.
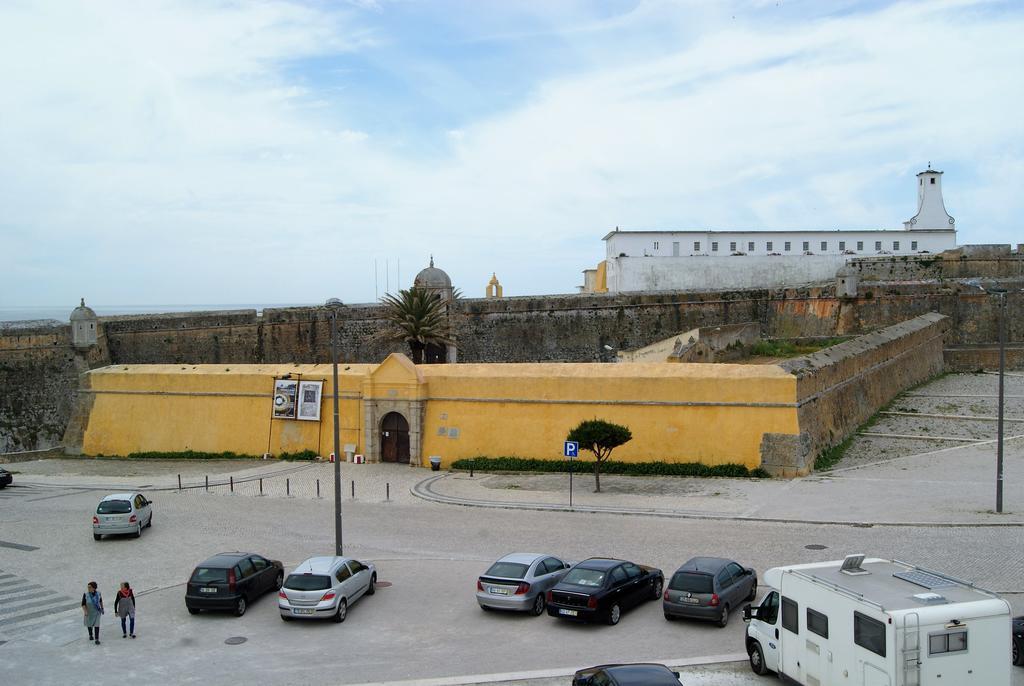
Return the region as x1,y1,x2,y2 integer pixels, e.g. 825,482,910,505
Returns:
530,593,545,616
93,534,101,541
717,604,730,628
606,603,621,626
274,572,283,590
134,523,142,538
747,581,757,602
1013,638,1023,666
187,607,200,615
366,573,376,596
280,614,292,622
651,577,663,600
333,599,347,623
749,641,769,675
664,611,675,621
234,596,247,617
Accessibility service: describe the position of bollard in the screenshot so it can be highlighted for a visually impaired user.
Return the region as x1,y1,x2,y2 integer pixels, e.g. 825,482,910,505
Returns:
259,478,263,495
205,475,208,492
470,461,474,478
316,479,320,498
351,480,355,499
386,482,390,501
178,474,182,490
230,476,233,493
286,478,290,496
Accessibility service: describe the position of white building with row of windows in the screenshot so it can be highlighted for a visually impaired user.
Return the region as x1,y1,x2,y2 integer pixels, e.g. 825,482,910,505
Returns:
583,168,958,293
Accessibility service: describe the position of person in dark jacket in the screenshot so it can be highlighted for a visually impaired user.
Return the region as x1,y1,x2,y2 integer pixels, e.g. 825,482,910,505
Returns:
115,581,137,638
81,581,104,644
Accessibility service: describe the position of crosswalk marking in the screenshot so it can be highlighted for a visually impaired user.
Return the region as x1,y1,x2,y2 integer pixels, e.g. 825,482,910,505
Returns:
0,570,79,637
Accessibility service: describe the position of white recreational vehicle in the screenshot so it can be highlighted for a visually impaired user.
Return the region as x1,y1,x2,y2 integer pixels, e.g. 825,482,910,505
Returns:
743,555,1012,686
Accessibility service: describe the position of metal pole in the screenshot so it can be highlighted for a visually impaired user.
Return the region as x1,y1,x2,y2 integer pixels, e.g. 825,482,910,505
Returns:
230,476,233,493
287,478,290,496
205,475,208,492
316,478,320,498
330,307,343,555
569,457,574,508
351,480,355,499
177,474,181,491
259,478,263,495
996,293,1006,513
386,482,390,501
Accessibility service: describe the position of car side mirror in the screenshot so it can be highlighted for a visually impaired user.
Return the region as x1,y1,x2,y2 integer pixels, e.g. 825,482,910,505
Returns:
672,672,680,679
743,604,754,621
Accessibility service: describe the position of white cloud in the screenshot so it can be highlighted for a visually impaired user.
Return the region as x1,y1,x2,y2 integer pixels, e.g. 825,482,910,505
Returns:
1,0,1022,308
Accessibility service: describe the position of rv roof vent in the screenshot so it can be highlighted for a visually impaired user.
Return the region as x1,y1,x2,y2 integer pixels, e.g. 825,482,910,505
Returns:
894,569,955,589
839,554,869,576
912,592,948,604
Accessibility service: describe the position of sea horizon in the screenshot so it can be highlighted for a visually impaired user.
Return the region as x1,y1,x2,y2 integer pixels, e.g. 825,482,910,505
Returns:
0,303,320,324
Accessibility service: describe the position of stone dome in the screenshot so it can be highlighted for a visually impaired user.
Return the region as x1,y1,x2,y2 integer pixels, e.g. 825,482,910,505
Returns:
835,264,857,277
70,298,97,321
414,256,452,291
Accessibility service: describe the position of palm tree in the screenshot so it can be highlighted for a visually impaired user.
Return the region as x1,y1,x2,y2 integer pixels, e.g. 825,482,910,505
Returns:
379,287,452,364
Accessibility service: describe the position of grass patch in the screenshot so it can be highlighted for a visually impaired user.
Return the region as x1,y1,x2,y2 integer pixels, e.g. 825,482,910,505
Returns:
122,450,260,460
749,338,847,359
278,450,319,461
451,457,771,479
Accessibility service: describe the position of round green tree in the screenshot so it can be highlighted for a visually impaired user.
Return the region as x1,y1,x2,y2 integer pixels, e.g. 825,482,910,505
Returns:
566,419,632,492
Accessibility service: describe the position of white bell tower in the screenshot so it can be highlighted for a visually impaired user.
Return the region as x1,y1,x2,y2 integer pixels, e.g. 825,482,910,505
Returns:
904,166,955,230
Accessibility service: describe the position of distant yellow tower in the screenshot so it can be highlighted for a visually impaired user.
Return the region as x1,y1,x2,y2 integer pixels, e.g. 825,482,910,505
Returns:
486,273,503,298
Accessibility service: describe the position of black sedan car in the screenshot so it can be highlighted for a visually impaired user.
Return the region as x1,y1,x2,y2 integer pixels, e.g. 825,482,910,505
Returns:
1013,615,1023,666
573,663,681,686
0,467,12,489
546,557,663,625
185,552,284,617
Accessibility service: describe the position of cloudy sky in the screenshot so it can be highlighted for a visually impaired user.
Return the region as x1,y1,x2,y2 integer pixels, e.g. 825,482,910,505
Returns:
1,0,1021,309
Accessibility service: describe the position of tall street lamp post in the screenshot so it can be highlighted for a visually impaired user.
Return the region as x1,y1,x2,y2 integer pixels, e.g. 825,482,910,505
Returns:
326,298,344,554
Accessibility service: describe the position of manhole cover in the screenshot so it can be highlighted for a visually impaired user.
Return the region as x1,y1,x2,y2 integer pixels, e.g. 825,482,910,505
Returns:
375,581,393,588
805,544,828,550
224,636,247,645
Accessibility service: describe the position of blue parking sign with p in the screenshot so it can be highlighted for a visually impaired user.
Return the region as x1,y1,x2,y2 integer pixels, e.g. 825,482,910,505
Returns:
564,441,579,458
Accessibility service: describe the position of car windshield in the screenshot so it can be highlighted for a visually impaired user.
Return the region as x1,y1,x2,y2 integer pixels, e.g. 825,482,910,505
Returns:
284,574,331,591
191,567,228,583
669,571,714,593
484,562,529,579
97,500,132,514
562,568,606,587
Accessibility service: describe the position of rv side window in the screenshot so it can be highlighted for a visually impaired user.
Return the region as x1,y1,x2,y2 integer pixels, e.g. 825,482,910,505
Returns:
807,607,829,638
854,611,886,657
929,630,967,656
781,596,799,634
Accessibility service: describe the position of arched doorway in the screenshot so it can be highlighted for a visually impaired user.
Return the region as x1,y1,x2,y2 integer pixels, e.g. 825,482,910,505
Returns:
380,412,410,464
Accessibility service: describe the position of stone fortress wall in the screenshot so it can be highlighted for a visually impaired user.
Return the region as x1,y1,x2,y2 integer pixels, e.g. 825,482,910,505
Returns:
1,252,1022,460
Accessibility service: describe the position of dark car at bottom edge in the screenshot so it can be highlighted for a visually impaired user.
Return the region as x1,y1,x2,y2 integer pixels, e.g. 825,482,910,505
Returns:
546,557,663,625
573,663,682,686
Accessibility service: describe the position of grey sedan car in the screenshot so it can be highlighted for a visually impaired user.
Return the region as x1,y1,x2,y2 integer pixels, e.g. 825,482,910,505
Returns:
476,553,571,615
92,492,153,540
278,556,376,622
663,556,757,627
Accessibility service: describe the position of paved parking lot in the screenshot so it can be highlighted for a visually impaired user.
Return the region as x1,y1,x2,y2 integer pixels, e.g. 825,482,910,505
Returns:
0,373,1022,685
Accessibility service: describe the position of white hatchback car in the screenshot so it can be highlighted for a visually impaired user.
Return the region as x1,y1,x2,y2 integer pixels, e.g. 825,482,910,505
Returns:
278,556,376,622
92,492,153,540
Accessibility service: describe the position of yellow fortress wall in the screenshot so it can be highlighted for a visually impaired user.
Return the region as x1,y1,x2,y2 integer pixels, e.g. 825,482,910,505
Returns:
77,357,800,469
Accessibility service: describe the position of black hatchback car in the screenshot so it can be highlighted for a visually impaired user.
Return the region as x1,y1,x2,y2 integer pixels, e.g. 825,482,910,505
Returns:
546,557,663,625
1013,615,1023,666
185,552,284,617
573,663,681,686
0,467,12,488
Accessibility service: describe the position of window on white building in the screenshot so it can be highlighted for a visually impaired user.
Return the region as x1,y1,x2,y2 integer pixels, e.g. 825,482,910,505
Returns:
857,241,864,251
930,178,935,184
766,241,773,251
875,241,882,251
893,241,900,251
748,241,755,252
712,242,719,252
654,241,659,250
694,241,700,251
730,241,737,251
911,241,918,251
784,241,791,252
839,241,846,251
821,241,827,251
803,241,810,251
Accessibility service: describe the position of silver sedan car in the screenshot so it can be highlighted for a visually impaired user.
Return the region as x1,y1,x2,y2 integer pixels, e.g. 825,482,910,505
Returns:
476,553,571,615
278,556,376,622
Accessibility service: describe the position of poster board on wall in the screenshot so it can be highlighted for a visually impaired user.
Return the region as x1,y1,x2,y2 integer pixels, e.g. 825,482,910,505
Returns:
272,379,298,419
296,380,323,421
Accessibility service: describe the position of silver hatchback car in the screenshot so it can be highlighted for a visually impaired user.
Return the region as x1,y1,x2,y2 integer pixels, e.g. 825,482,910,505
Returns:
278,556,376,622
92,492,153,540
476,553,571,615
